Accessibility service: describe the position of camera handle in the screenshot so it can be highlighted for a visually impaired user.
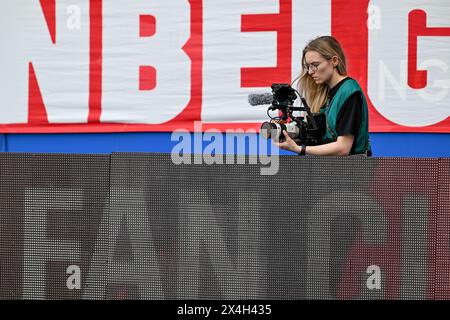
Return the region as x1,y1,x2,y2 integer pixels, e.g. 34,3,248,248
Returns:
288,92,321,134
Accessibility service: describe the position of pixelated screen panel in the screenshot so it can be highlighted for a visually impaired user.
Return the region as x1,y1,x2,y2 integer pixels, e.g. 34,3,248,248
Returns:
0,153,445,299
436,158,450,300
0,153,110,299
108,154,439,299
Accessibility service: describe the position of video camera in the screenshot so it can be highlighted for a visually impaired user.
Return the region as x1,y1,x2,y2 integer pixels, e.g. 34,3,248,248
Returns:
257,83,325,146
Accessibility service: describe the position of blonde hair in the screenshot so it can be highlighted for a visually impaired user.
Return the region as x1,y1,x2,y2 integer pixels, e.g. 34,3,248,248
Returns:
292,36,347,113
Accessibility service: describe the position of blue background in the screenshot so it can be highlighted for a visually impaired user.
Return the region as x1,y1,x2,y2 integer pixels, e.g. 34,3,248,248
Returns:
0,132,448,157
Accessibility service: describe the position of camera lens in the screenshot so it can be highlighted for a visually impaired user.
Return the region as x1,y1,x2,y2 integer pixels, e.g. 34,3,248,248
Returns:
260,122,276,139
260,122,287,142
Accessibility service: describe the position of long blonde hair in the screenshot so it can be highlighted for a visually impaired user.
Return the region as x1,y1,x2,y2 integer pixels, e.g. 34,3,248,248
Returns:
293,36,347,113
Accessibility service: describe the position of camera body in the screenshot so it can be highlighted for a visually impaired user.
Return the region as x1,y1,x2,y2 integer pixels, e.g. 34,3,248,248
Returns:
259,83,325,146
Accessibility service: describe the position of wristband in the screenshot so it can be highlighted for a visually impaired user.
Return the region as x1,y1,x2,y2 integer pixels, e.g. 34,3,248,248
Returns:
299,144,306,156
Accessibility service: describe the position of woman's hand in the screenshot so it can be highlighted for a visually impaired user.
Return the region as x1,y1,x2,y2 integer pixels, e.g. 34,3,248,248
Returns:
272,131,301,153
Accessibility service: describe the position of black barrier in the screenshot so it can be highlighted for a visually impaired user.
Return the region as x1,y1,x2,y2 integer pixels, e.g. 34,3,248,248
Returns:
0,153,449,300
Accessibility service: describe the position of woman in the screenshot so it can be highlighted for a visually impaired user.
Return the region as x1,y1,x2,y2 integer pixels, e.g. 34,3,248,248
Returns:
274,36,372,156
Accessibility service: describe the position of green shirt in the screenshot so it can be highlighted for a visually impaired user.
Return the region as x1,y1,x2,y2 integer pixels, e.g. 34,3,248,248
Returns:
320,78,372,155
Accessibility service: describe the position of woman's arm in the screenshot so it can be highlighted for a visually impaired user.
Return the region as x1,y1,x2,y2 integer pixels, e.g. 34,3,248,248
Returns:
274,131,354,156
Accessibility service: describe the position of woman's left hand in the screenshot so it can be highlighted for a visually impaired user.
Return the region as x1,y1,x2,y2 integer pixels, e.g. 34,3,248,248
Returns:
272,131,301,153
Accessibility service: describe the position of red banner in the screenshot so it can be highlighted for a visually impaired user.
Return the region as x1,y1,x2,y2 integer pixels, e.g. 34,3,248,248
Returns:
0,0,448,133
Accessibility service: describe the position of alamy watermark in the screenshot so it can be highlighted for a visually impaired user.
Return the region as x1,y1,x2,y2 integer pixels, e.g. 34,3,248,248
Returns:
66,5,81,30
170,122,280,176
